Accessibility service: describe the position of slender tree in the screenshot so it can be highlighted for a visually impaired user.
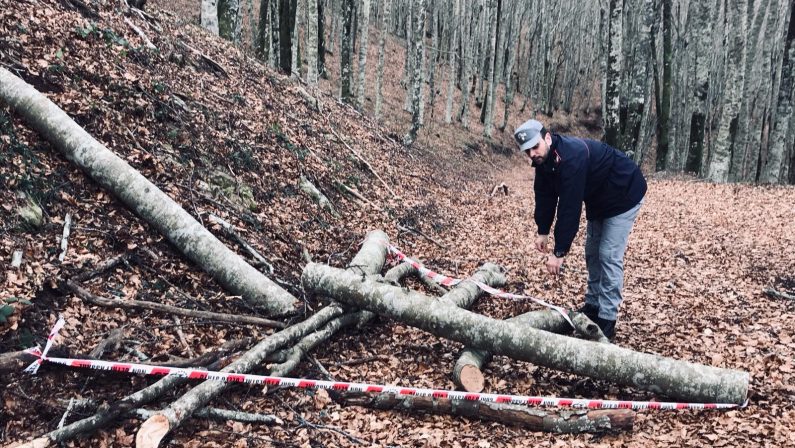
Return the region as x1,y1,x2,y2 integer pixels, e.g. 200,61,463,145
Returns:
201,0,220,35
356,0,372,110
403,0,426,145
482,0,502,138
375,0,390,119
291,0,304,77
498,2,524,132
306,0,319,85
603,0,623,147
340,0,355,102
444,0,460,124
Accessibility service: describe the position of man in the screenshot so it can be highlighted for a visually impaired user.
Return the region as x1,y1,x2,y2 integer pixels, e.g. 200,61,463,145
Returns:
513,119,647,340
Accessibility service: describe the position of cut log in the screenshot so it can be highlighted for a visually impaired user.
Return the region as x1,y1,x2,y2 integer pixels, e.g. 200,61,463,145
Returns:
301,263,749,404
339,393,634,433
453,310,608,392
0,68,295,316
135,231,390,447
135,304,345,447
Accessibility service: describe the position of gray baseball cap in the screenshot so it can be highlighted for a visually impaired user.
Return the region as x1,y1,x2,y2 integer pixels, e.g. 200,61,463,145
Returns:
513,119,544,151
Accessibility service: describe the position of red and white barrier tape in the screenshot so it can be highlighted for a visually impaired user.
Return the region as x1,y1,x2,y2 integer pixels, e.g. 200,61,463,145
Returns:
24,317,745,411
386,244,575,328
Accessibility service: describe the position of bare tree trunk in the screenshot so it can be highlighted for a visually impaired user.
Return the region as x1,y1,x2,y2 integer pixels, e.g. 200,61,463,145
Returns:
340,0,355,102
201,0,220,35
762,0,795,183
306,0,319,84
302,262,749,404
291,0,304,77
218,0,239,40
444,0,459,124
0,68,296,316
686,0,713,173
403,0,426,146
707,0,748,182
355,0,372,110
458,0,476,128
374,0,390,119
498,2,524,132
603,0,623,147
482,0,502,138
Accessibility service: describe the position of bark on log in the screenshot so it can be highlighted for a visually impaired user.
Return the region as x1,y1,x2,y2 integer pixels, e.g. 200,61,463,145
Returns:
453,310,608,392
0,68,295,316
135,304,345,447
301,263,749,404
136,231,390,447
339,393,634,433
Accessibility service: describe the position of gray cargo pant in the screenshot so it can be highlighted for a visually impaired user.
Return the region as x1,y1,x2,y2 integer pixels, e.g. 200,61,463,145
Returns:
583,200,643,320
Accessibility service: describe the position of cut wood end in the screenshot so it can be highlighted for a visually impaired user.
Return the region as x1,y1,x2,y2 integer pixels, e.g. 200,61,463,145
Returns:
136,414,170,448
460,365,485,393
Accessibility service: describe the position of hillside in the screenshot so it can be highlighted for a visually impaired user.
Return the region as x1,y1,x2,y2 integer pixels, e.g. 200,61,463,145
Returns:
2,1,795,447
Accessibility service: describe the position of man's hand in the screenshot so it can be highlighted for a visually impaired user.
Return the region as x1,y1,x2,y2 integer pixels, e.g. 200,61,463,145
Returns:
546,254,564,275
535,234,549,253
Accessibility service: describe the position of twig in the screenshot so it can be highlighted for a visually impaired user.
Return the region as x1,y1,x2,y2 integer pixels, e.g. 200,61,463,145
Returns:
328,125,398,199
67,280,287,329
147,337,252,367
88,328,124,359
57,398,76,430
177,41,229,77
296,416,365,445
207,213,275,273
332,355,388,367
309,355,333,380
124,17,156,50
397,223,448,249
172,316,195,358
336,182,381,210
764,287,795,301
58,213,72,262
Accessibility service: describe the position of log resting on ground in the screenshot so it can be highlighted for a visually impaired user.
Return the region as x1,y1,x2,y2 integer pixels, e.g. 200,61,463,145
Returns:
0,68,295,316
339,393,634,433
454,310,608,392
135,231,389,447
302,263,749,404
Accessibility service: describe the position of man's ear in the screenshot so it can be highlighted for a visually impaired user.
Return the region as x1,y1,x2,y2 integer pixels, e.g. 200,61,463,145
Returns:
545,133,552,145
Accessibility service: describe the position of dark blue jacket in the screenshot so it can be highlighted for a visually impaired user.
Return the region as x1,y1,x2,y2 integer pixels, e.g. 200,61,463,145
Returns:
534,134,647,255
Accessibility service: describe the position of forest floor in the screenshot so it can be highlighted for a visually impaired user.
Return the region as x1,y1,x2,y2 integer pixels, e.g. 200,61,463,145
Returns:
1,1,795,447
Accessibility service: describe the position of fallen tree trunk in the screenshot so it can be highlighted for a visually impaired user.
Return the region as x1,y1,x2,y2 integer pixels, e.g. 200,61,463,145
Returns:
136,231,390,447
454,310,608,392
0,68,295,316
339,393,634,433
135,303,345,447
302,263,749,404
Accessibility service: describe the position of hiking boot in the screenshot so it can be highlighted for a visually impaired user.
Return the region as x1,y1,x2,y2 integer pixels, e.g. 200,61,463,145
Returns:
577,303,600,322
594,317,616,341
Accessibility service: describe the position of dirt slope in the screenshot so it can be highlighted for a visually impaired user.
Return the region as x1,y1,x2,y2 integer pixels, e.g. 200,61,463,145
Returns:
2,1,795,447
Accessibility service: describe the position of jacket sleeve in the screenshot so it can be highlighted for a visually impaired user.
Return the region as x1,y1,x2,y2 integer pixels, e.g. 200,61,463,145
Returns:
533,169,558,235
553,148,588,255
